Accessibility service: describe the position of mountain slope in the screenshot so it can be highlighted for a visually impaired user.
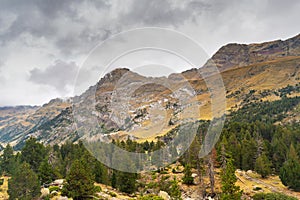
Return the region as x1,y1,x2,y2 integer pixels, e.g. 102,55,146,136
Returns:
0,34,300,147
204,33,300,71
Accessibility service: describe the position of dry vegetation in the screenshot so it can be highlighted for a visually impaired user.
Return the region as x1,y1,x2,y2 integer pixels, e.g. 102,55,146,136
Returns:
0,177,9,200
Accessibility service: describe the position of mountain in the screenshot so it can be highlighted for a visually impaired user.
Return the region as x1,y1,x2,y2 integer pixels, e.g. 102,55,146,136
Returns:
205,33,300,71
0,99,71,147
0,34,299,148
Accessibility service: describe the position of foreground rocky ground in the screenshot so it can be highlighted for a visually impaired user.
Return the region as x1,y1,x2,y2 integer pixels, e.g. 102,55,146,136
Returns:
2,163,298,200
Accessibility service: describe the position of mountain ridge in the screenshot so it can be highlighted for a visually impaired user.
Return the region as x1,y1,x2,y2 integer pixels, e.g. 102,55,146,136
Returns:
202,33,300,71
1,34,300,147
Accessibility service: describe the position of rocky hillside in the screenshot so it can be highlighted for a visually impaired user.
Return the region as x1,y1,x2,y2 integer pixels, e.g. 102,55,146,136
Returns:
0,99,71,147
204,33,300,71
0,34,299,148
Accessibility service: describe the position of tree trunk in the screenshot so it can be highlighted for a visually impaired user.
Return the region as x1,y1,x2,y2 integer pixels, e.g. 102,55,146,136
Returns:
208,153,215,194
196,158,206,199
197,130,206,198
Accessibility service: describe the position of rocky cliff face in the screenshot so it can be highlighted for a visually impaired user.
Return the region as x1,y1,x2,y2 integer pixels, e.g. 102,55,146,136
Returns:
0,99,71,147
0,106,38,145
1,34,300,147
205,34,300,71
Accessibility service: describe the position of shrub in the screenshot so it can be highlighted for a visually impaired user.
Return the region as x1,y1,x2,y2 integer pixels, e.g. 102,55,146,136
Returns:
169,178,182,199
152,174,157,180
49,185,60,193
253,193,297,200
253,186,262,191
42,195,51,200
147,182,158,189
138,194,164,200
182,164,194,185
94,185,102,193
108,191,117,197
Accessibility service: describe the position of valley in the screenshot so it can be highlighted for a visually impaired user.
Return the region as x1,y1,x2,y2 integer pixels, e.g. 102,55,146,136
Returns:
0,34,300,200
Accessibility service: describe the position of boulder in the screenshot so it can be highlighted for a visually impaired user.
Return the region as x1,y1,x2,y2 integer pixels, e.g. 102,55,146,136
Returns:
159,190,171,200
53,179,64,185
40,188,49,197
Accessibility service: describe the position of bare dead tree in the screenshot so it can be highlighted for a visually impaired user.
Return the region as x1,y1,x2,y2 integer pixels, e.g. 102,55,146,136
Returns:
197,128,206,199
208,152,215,194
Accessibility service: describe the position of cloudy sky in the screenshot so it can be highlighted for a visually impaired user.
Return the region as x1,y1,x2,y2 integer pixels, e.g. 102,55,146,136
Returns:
0,0,300,106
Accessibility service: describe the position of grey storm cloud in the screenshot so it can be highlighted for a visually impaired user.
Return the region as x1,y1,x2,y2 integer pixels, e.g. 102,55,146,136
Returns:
2,0,299,57
0,0,111,55
0,60,4,84
29,60,78,94
1,0,300,48
0,0,210,55
118,0,209,26
1,0,300,106
28,59,100,95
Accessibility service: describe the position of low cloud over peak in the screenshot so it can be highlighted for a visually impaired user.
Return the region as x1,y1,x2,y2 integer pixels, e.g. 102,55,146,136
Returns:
29,60,79,95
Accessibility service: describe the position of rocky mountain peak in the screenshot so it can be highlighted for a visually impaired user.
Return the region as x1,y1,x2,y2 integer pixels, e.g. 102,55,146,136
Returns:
206,34,300,71
97,68,130,86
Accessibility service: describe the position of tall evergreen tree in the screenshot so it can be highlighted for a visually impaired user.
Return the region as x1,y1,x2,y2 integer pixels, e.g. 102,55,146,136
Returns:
111,146,138,194
255,153,272,178
94,161,109,185
62,159,96,199
111,170,117,188
116,171,137,194
220,157,243,200
20,137,47,172
38,159,55,184
271,135,288,172
227,134,242,169
280,144,300,191
241,134,257,170
8,162,41,200
1,144,16,175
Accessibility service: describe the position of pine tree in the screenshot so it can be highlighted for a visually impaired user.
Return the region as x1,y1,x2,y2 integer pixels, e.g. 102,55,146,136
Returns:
1,144,16,175
38,159,55,184
227,134,242,169
271,137,288,172
94,161,109,185
20,137,46,172
182,164,194,185
255,153,272,178
62,159,96,199
116,171,137,194
111,147,137,194
220,157,243,200
8,162,41,200
241,134,257,170
280,144,300,191
111,170,117,188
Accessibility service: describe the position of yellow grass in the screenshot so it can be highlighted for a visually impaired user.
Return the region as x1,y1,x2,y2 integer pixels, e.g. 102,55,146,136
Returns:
236,171,300,199
0,177,9,200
